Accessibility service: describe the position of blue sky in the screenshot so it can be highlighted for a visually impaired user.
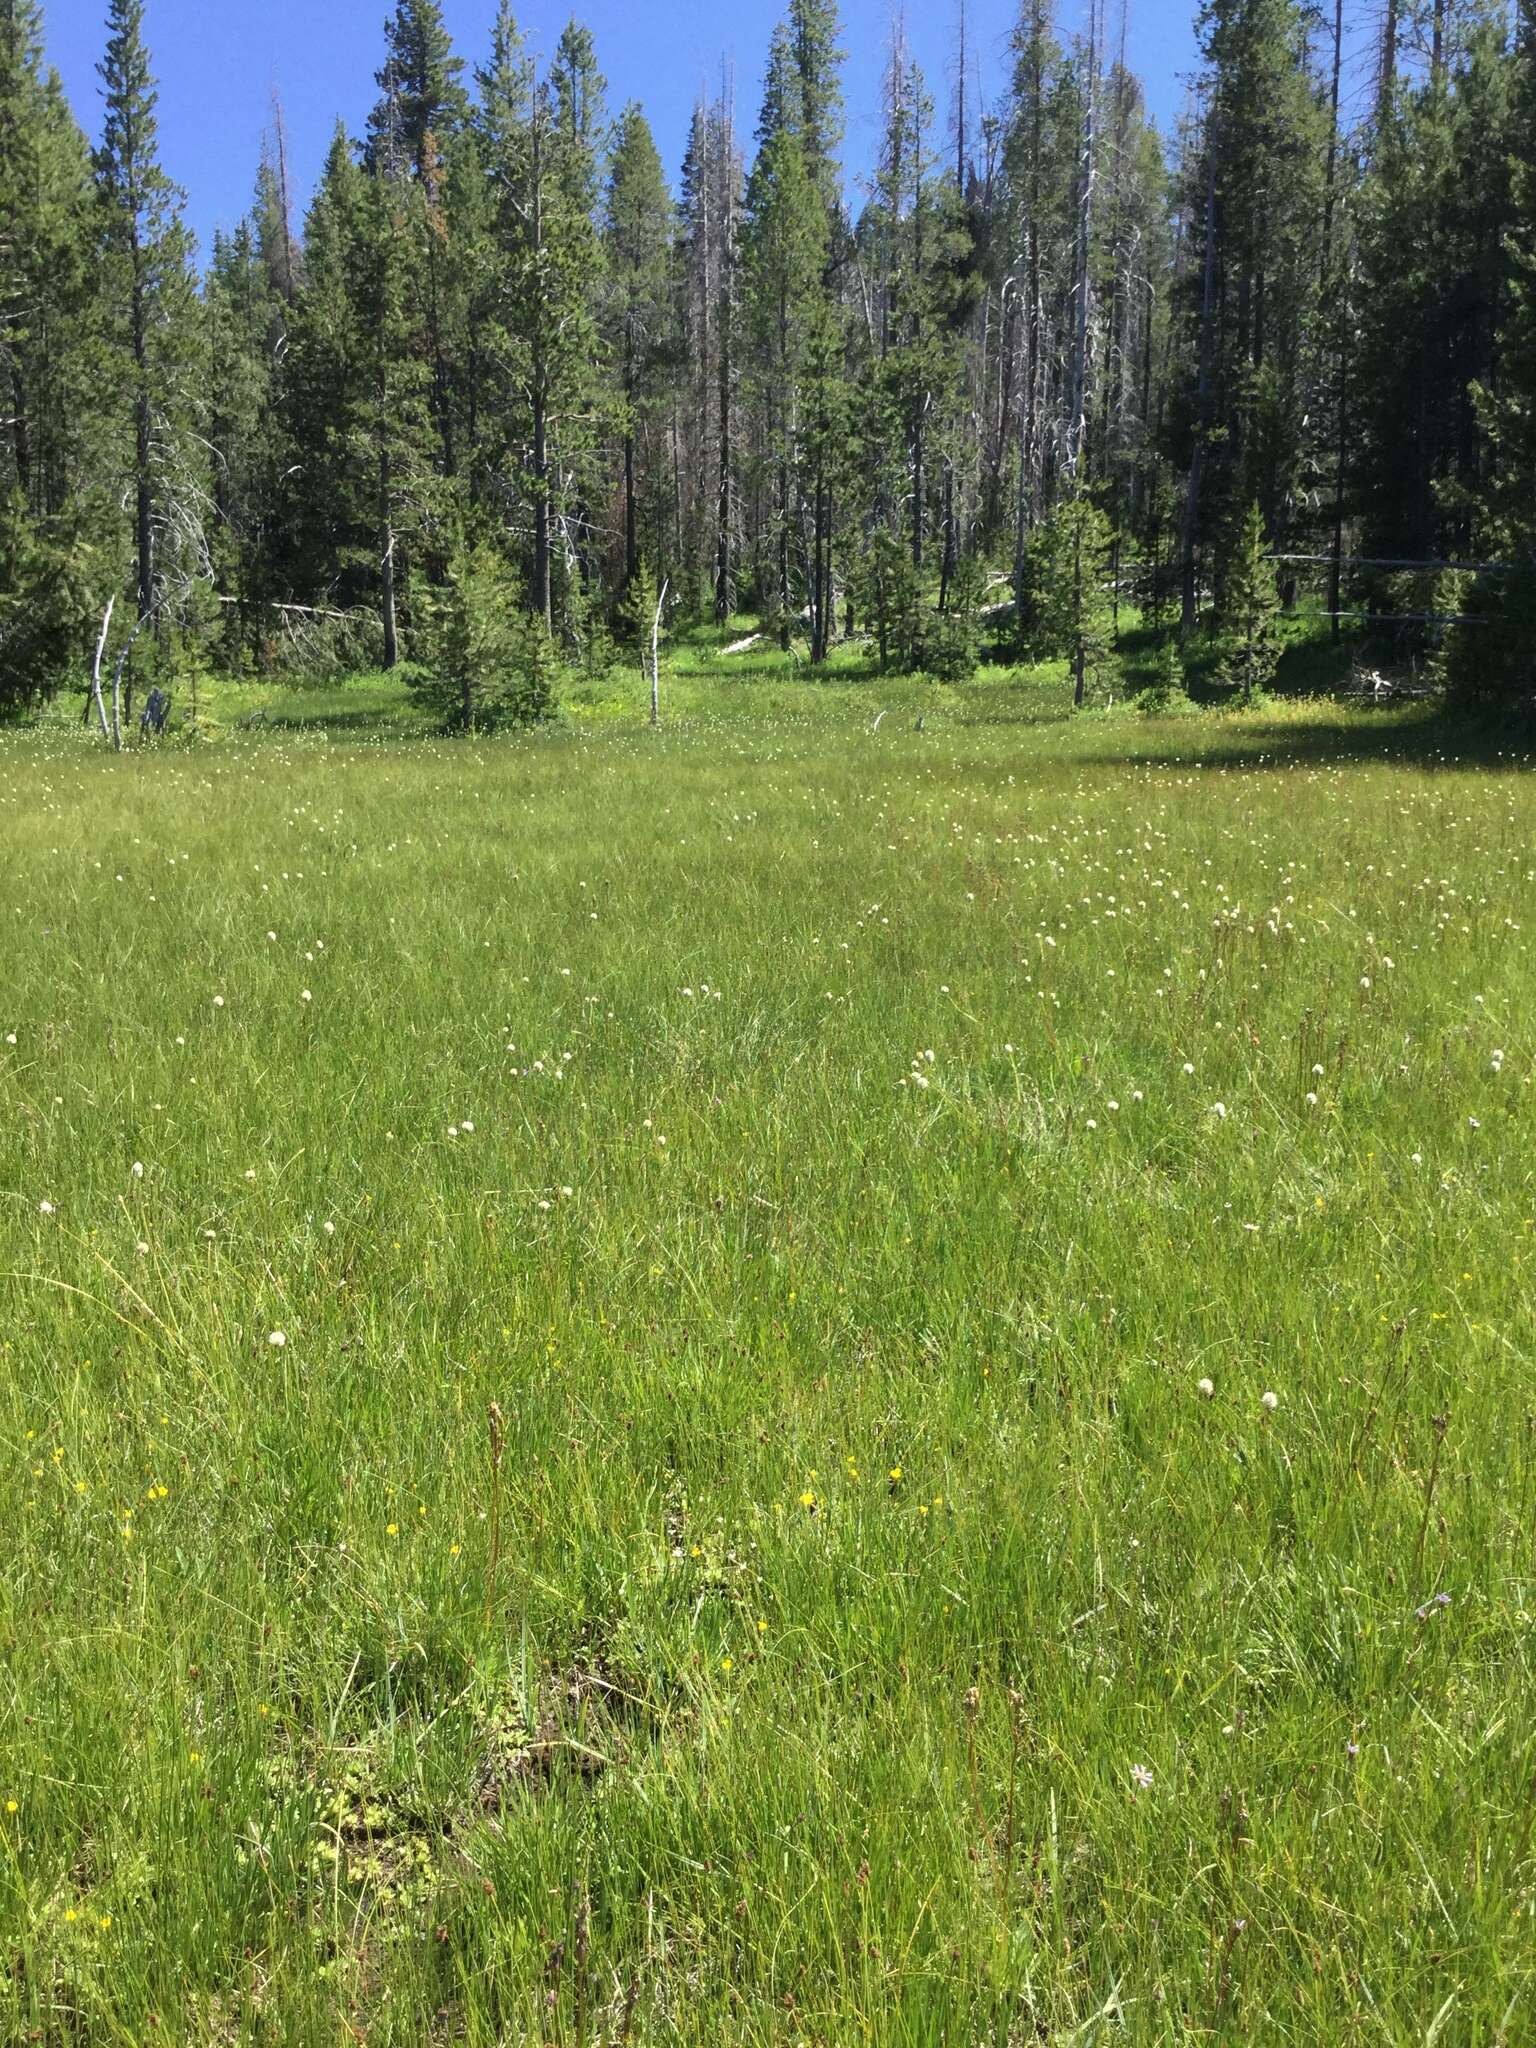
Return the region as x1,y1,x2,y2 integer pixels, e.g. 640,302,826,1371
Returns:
41,0,1200,254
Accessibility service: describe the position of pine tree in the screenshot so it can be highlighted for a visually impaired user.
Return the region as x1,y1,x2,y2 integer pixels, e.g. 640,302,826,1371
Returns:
0,0,102,710
366,0,469,180
1217,500,1280,699
474,5,604,635
604,105,675,591
1174,0,1326,626
1027,490,1115,705
95,0,204,628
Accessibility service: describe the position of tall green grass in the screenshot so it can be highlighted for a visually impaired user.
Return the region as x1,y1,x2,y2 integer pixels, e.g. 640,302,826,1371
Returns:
1,678,1533,2042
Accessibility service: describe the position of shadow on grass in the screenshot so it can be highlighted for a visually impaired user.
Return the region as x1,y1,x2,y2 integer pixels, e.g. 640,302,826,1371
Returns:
1120,702,1536,773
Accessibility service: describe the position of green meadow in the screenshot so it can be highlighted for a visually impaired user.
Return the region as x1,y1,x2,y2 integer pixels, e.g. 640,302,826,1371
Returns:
2,651,1534,2043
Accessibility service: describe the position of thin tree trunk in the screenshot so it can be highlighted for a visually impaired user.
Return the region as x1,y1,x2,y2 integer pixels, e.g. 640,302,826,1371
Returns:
380,447,399,670
89,596,115,743
650,577,669,725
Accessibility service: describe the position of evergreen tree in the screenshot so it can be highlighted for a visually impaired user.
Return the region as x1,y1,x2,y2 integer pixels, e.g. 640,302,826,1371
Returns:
366,0,469,180
604,105,675,591
0,0,103,710
1027,490,1115,705
1216,499,1280,698
1172,0,1326,627
95,0,204,628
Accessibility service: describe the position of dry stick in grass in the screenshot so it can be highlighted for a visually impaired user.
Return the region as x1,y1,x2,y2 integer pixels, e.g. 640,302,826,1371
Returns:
1415,1412,1450,1580
487,1401,507,1627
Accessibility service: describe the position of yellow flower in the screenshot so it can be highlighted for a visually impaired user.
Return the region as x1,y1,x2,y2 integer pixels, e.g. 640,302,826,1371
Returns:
99,1915,112,1931
756,1619,767,1633
799,1490,816,1509
889,1466,902,1482
386,1523,399,1536
4,1800,16,1814
188,1750,201,1764
450,1542,461,1556
720,1656,733,1672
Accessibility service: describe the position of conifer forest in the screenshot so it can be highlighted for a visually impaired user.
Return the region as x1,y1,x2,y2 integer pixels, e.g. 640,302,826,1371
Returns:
6,0,1536,717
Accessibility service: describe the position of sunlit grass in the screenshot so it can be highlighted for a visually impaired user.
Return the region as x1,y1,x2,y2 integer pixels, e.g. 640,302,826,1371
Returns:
2,665,1533,2041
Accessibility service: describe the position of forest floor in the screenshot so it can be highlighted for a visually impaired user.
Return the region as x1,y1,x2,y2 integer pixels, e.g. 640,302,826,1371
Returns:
2,632,1534,2042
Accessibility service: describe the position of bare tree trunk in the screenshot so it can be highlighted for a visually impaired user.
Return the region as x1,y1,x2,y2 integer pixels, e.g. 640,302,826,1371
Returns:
380,448,399,671
650,577,669,725
89,596,115,744
1068,0,1098,477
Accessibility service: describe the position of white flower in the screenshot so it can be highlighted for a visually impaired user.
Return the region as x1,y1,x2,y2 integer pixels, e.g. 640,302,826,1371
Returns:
1198,1377,1215,1398
461,1120,474,1133
4,1033,15,1046
537,1199,552,1212
1210,1102,1227,1120
1182,1062,1195,1075
131,1161,144,1179
322,1220,335,1236
1411,1152,1423,1165
1130,1764,1154,1791
213,995,225,1008
1107,1100,1120,1113
1312,1064,1324,1077
1469,1116,1481,1130
266,931,277,942
38,1199,55,1216
1260,1389,1279,1411
561,1185,574,1198
1132,1089,1144,1102
267,1331,287,1348
136,1240,150,1256
1085,1118,1098,1130
447,1125,459,1138
1359,975,1371,990
1305,1091,1318,1106
300,989,312,1003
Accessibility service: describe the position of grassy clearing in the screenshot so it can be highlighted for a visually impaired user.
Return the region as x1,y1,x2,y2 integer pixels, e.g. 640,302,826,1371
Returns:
2,653,1534,2043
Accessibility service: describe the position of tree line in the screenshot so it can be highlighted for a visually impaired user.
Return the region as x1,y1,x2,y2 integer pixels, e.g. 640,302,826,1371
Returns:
3,0,1536,727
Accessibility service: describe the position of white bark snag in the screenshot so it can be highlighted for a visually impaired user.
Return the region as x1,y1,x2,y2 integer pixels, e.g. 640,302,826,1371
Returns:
90,596,116,744
650,578,669,728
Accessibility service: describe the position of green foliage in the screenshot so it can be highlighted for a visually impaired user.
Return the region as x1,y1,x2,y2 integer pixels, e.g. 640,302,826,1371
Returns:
0,489,94,713
1026,493,1116,705
1216,501,1281,701
413,541,553,728
1138,632,1189,712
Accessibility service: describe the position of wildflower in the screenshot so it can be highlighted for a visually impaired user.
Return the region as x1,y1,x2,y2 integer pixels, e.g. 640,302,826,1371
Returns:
1130,1764,1154,1791
1197,1377,1215,1398
1345,1741,1360,1758
212,995,225,1008
267,1331,287,1348
720,1656,733,1673
4,1799,16,1814
322,1220,335,1236
889,1466,902,1482
1260,1390,1279,1411
131,1161,144,1179
300,990,312,1003
1305,1091,1318,1106
1469,1116,1481,1130
1210,1102,1227,1120
386,1523,398,1536
799,1490,816,1509
98,1915,111,1931
39,1200,55,1215
1182,1062,1195,1075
